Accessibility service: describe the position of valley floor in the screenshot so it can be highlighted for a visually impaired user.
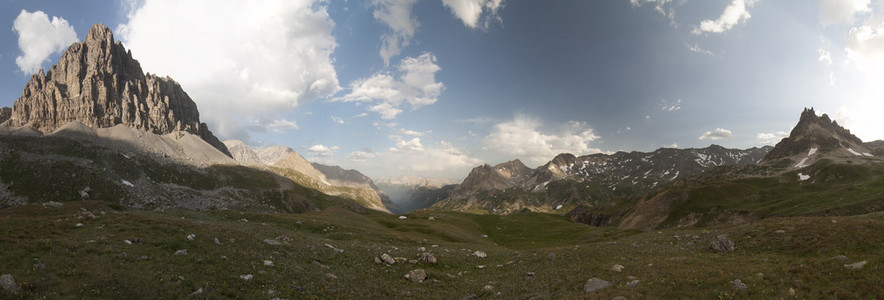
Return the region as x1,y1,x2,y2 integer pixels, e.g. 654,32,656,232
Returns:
1,201,882,298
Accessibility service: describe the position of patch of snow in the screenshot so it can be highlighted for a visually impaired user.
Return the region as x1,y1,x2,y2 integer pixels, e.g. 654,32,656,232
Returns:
398,216,407,220
671,171,679,180
808,147,818,156
794,157,810,168
863,152,873,157
555,204,563,210
847,148,863,156
121,180,135,187
798,173,810,181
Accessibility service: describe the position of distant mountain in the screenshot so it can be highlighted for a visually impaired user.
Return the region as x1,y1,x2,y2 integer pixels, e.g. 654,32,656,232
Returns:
763,107,875,167
222,140,390,213
375,176,458,213
572,108,884,231
433,144,771,214
1,24,229,157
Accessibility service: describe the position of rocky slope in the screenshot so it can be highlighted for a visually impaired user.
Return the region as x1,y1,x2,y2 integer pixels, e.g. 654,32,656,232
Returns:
434,145,771,214
221,140,391,213
763,107,877,168
573,108,884,231
2,24,229,157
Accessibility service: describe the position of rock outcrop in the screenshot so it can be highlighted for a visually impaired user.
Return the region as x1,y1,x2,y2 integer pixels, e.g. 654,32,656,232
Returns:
764,108,867,161
0,107,10,124
7,24,229,156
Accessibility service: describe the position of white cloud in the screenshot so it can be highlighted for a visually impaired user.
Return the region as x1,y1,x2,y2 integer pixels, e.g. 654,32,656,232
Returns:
12,10,78,74
756,131,788,145
397,128,429,136
686,43,715,56
372,0,419,65
308,144,340,157
336,53,443,119
819,48,833,65
692,0,758,35
699,128,734,140
117,0,339,141
389,136,425,152
350,139,482,179
349,148,378,162
331,116,345,124
661,99,682,111
630,0,678,26
441,0,504,29
483,114,602,166
667,142,678,148
268,119,300,132
820,0,870,25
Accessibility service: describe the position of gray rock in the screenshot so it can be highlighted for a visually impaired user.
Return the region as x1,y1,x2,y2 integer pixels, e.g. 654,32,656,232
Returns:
263,239,282,245
374,256,382,264
459,294,478,300
174,249,188,255
626,279,640,288
381,253,396,265
420,252,437,264
731,279,747,290
7,24,229,155
482,285,495,293
473,251,487,258
711,235,735,253
833,255,848,261
240,274,253,281
417,247,426,252
583,278,611,293
845,261,867,270
405,269,427,283
326,273,338,280
611,264,624,272
42,201,63,208
213,237,222,245
0,274,21,294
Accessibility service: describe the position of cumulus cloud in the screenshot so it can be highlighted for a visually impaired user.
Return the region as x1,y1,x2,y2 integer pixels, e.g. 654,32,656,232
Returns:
12,10,78,74
389,136,425,152
336,53,443,119
483,114,602,166
268,119,300,132
372,0,419,65
331,116,345,124
349,139,482,179
820,0,870,25
308,144,340,157
441,0,504,29
699,128,734,140
757,131,788,145
117,0,339,141
397,128,429,136
693,0,758,35
686,42,715,56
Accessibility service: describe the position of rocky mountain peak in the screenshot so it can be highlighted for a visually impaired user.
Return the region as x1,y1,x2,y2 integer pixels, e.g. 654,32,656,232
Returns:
6,23,230,157
764,107,866,161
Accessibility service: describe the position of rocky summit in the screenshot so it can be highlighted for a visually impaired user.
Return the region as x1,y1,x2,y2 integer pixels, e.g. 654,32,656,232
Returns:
3,24,229,157
764,107,869,162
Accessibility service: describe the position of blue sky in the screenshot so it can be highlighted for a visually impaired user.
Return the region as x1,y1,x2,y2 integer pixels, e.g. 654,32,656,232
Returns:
2,0,883,179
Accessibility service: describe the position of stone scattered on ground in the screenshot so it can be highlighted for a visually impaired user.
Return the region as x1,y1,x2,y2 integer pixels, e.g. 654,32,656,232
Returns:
833,255,847,261
460,293,478,300
263,239,282,245
325,243,344,253
75,223,84,228
394,257,408,263
190,288,203,296
381,253,396,265
186,234,196,241
174,249,188,255
374,256,382,264
612,296,628,300
473,251,487,258
405,269,427,283
527,272,536,277
626,280,640,288
417,247,426,252
313,260,330,269
583,278,611,293
548,252,556,260
42,201,63,208
0,274,21,295
240,274,253,281
123,239,132,245
420,252,437,264
482,285,495,293
845,261,867,270
428,216,435,221
711,235,735,253
213,237,222,245
399,216,407,220
326,273,338,280
731,279,747,290
611,264,624,272
264,260,274,267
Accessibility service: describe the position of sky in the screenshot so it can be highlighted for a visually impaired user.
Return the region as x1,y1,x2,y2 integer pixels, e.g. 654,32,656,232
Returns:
1,0,883,180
